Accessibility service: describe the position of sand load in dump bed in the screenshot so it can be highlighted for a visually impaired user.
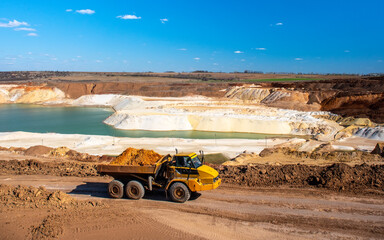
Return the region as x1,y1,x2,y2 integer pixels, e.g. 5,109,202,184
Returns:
110,147,162,166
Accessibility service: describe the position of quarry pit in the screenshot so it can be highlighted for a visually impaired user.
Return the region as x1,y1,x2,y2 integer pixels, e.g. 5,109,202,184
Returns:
0,72,383,239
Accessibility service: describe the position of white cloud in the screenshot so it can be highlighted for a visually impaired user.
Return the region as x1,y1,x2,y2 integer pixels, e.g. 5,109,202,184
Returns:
27,33,38,37
378,60,383,63
213,63,219,66
66,9,73,12
51,58,58,61
234,50,243,54
255,48,266,50
160,18,168,24
76,56,81,58
5,57,16,60
344,50,350,53
193,57,200,60
276,22,283,26
76,9,95,15
117,15,141,20
177,48,187,51
294,58,303,61
14,27,36,31
241,59,246,62
27,52,32,55
95,60,102,63
0,20,29,28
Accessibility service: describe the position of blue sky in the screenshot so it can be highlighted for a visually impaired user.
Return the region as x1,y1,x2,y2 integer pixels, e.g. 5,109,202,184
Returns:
0,0,383,74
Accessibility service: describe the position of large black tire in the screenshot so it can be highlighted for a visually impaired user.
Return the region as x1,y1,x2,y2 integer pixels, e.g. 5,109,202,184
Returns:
169,182,190,203
125,180,145,200
108,180,124,199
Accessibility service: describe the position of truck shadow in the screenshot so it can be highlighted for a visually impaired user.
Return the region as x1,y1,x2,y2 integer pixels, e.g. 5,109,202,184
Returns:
69,182,202,202
69,182,110,199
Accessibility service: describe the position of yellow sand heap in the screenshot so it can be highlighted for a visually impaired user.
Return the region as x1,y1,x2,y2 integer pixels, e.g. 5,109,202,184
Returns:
50,147,71,157
110,147,162,166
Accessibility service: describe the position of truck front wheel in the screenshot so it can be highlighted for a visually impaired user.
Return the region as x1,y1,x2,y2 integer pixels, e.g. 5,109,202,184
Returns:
169,182,190,203
108,180,124,199
126,180,145,200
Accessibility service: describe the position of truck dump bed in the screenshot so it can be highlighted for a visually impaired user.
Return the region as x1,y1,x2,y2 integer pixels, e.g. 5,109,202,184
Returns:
97,164,156,175
97,154,171,176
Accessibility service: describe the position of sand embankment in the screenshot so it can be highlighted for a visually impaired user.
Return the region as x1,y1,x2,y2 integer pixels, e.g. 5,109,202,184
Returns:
0,131,302,158
0,84,66,104
70,94,342,138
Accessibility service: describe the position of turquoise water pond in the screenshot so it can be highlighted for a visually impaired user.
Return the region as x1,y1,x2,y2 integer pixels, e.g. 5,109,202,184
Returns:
0,104,289,139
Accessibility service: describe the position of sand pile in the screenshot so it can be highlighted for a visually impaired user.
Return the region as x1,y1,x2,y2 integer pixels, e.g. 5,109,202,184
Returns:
1,145,115,163
257,147,383,163
48,146,114,162
50,146,71,157
24,145,53,156
7,147,26,153
0,184,103,209
110,147,162,166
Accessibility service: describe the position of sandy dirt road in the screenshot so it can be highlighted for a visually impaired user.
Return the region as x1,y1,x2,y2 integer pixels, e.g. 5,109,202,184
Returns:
0,174,383,240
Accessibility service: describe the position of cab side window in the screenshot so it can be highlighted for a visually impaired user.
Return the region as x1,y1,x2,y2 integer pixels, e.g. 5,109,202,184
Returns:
175,156,186,167
175,156,193,167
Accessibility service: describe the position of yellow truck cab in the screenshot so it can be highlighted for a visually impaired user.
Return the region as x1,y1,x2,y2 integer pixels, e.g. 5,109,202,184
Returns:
168,152,221,192
97,151,221,203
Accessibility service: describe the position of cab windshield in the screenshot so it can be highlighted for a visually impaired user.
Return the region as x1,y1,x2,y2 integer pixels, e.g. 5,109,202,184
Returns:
191,156,202,168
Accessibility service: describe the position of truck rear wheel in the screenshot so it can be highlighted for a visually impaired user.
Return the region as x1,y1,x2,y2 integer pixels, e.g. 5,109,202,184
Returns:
126,180,145,200
108,180,124,199
169,182,190,203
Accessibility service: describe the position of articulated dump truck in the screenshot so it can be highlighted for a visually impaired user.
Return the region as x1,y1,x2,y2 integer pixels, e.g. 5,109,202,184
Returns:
97,152,221,203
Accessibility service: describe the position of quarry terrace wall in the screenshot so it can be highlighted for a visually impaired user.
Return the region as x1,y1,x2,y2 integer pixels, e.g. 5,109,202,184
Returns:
47,77,384,123
48,82,235,99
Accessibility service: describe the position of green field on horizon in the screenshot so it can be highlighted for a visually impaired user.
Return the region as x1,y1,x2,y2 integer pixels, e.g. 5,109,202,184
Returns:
244,78,322,82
